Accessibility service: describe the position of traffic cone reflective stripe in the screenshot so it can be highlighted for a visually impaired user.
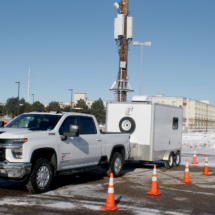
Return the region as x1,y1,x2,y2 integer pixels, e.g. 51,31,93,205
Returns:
181,159,192,183
146,165,162,196
101,173,120,211
202,155,211,176
191,148,198,164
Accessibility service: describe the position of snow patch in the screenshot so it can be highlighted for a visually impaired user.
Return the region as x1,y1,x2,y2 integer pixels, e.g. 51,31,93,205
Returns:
182,130,215,148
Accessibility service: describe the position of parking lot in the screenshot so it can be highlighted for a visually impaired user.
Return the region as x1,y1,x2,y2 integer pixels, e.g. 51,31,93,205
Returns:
0,149,215,215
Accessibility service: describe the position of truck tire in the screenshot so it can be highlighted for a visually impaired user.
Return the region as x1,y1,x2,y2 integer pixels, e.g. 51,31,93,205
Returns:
119,117,135,133
26,158,53,194
173,151,181,167
164,152,174,169
106,152,123,178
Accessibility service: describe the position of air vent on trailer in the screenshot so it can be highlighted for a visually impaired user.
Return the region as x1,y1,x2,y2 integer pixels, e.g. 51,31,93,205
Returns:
132,95,152,102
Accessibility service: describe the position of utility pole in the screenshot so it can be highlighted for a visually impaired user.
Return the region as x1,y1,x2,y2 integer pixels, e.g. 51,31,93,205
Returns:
206,104,208,132
32,94,34,111
69,89,73,108
15,82,20,116
27,66,31,103
118,0,128,102
110,0,133,101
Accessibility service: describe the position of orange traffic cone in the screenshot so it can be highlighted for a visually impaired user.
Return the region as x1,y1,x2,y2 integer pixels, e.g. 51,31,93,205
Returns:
181,159,192,183
146,165,162,196
191,148,198,164
202,155,211,176
101,173,120,211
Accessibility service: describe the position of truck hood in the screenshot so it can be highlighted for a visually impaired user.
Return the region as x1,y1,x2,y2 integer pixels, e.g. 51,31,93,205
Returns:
0,128,36,138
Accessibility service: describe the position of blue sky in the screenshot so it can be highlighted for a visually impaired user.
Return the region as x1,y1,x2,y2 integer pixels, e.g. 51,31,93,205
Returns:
1,0,215,105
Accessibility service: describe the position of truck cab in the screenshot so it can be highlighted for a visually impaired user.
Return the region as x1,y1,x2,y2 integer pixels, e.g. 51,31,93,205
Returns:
0,111,130,193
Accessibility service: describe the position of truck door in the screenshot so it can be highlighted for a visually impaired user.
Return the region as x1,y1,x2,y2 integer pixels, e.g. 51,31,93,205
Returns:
58,116,87,169
77,116,102,166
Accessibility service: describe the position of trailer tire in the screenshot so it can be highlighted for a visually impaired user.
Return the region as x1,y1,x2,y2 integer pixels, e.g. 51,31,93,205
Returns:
173,151,181,167
164,152,174,169
106,152,123,178
119,117,135,133
26,158,53,194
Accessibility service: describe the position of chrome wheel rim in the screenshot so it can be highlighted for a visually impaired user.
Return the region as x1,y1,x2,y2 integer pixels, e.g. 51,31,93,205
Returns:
176,154,180,164
36,166,50,188
114,157,122,174
169,155,173,166
122,120,131,131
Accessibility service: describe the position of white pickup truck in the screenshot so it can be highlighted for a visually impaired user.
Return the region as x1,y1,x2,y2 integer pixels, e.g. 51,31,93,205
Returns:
0,112,130,193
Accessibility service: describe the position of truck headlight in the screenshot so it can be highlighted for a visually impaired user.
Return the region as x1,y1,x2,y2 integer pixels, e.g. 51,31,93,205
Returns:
10,138,28,159
10,138,28,144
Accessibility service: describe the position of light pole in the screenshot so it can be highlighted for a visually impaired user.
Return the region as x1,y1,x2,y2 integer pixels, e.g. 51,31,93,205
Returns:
15,82,20,116
32,94,34,111
69,89,73,108
133,41,151,95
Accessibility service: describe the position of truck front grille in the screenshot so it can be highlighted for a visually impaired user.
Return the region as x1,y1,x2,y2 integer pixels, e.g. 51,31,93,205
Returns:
0,148,5,161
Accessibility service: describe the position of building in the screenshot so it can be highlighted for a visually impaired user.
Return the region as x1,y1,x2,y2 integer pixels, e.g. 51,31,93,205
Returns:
69,93,215,130
74,93,88,104
152,95,215,129
74,93,113,108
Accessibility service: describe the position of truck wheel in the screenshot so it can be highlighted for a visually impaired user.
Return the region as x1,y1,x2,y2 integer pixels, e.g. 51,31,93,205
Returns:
106,152,123,178
164,152,174,169
26,158,53,194
173,151,181,167
119,117,135,133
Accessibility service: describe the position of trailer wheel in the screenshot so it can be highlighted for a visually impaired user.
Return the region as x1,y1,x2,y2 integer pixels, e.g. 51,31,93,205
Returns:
173,151,181,167
164,152,174,169
119,117,135,133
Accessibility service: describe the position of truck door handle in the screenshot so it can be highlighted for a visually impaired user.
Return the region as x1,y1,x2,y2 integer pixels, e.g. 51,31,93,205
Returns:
96,138,101,141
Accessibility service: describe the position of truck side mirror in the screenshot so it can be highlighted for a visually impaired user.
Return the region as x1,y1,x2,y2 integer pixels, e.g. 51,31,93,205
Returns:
0,121,4,127
63,125,79,137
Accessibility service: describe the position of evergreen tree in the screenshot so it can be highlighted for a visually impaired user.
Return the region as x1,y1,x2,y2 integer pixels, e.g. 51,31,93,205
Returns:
46,101,60,111
4,97,25,118
0,104,5,117
90,98,106,124
62,105,72,112
20,102,32,114
32,101,45,112
74,99,89,113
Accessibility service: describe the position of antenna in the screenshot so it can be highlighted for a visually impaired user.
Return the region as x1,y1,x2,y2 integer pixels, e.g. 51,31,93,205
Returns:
27,66,33,103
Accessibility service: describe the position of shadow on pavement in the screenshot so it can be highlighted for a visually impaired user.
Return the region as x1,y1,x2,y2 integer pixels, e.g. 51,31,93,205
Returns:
0,161,167,194
0,179,27,196
115,195,123,206
50,170,106,191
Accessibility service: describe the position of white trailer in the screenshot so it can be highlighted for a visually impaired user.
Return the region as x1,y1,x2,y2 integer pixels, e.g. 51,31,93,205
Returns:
106,95,183,168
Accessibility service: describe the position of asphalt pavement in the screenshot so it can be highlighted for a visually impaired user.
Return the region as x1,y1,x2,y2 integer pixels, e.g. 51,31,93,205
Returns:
0,153,215,215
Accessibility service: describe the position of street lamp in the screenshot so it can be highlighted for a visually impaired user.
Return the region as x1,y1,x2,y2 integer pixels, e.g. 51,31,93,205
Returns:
32,94,34,111
68,89,73,108
15,82,20,116
133,41,151,95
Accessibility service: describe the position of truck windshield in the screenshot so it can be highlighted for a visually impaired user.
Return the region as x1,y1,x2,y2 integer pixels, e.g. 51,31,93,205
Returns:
5,114,62,131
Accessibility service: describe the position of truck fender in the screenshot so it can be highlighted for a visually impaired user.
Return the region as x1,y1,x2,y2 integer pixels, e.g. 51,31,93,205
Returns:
30,148,57,175
30,148,57,162
109,145,125,163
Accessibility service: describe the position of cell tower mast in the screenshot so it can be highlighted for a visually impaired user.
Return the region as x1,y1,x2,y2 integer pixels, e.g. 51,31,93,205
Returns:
110,0,134,102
